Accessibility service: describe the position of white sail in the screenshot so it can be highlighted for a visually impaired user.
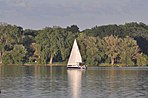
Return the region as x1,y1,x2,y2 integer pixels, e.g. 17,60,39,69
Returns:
67,39,82,66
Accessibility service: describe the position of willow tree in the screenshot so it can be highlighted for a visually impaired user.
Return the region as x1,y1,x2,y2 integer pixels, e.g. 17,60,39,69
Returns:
35,28,51,64
136,53,148,66
59,31,76,62
100,35,122,65
77,33,102,66
47,28,66,64
35,27,76,64
120,36,140,66
100,35,143,66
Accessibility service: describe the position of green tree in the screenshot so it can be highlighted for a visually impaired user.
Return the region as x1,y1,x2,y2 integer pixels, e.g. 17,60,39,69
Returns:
22,29,37,63
100,35,122,65
120,36,140,66
67,25,80,33
11,45,26,64
35,27,76,64
136,53,148,66
77,33,102,66
0,24,23,64
2,52,13,65
3,45,26,64
99,35,142,66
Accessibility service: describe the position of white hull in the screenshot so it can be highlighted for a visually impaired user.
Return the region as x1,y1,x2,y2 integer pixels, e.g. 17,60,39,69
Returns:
67,65,87,69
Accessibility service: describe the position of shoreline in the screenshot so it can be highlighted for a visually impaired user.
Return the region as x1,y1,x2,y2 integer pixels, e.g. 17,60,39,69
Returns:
0,63,147,67
24,64,66,66
0,63,66,66
0,64,148,68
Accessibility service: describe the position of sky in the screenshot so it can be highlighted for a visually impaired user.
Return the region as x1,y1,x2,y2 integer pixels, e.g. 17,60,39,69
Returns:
0,0,148,30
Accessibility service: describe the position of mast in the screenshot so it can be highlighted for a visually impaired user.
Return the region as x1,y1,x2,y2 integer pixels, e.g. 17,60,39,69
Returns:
67,39,82,66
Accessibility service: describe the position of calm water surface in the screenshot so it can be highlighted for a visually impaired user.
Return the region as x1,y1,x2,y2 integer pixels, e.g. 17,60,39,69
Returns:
0,66,148,98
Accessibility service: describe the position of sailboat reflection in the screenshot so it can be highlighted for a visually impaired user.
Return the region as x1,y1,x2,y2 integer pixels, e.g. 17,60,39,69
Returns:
67,69,84,98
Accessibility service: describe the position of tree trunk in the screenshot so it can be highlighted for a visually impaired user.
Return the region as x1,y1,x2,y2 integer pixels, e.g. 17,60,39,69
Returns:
49,55,53,64
0,52,3,64
111,57,115,65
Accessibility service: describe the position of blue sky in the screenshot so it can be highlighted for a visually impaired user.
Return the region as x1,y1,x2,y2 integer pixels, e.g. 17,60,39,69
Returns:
0,0,148,30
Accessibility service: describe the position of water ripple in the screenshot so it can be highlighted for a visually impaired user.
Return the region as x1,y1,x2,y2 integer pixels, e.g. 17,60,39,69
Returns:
0,66,148,98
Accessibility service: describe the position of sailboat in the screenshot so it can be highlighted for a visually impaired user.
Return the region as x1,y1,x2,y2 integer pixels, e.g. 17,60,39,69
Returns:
67,39,87,69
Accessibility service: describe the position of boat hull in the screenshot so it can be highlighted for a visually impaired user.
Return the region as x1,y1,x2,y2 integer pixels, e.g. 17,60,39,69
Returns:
67,65,87,69
67,66,81,69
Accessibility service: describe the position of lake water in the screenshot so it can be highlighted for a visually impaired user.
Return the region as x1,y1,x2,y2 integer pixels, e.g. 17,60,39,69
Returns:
0,66,148,98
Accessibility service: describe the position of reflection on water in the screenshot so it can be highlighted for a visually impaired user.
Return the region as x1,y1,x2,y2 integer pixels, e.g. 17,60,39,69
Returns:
0,66,148,98
67,69,84,98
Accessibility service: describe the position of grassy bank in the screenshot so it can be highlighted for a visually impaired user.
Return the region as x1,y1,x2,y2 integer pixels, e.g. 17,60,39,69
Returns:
99,63,148,67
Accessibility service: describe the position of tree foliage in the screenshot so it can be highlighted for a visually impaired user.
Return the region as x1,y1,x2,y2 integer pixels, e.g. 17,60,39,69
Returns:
3,45,26,65
0,22,147,66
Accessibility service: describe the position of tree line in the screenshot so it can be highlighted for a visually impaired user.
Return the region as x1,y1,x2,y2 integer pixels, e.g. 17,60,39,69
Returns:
0,22,148,66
